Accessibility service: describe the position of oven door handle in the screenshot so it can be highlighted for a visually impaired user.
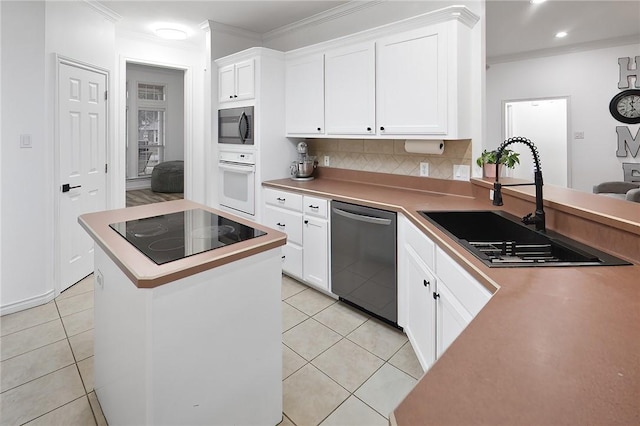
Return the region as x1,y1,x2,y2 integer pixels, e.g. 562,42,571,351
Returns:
219,162,255,174
332,207,392,225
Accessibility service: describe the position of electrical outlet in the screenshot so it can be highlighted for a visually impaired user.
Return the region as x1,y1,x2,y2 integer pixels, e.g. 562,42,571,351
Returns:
574,131,585,139
453,164,470,181
324,155,330,166
419,162,429,177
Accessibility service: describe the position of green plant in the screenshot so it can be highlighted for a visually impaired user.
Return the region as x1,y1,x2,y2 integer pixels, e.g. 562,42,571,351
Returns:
476,149,520,169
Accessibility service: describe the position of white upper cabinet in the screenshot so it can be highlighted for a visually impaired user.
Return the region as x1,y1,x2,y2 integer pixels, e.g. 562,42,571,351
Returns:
219,59,255,103
376,25,447,136
283,7,476,139
285,54,325,136
325,42,376,136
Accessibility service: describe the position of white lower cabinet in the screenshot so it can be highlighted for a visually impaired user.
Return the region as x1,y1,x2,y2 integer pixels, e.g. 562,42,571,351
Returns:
398,215,492,373
303,216,329,290
404,245,436,371
263,188,329,291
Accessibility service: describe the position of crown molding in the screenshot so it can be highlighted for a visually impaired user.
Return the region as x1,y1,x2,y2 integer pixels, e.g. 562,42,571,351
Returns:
207,21,262,42
285,5,479,59
82,0,121,23
488,35,640,65
262,0,386,42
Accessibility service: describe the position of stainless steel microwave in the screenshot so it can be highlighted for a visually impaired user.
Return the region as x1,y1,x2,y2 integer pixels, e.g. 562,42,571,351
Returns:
218,106,254,145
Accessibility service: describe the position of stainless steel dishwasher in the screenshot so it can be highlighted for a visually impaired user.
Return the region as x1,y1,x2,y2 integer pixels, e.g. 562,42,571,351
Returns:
331,201,398,327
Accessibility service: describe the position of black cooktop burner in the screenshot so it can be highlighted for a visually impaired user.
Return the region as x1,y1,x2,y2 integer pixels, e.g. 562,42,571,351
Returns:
109,209,266,265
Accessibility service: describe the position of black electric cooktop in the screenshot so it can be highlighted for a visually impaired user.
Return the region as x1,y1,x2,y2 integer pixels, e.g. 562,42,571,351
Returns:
109,209,266,265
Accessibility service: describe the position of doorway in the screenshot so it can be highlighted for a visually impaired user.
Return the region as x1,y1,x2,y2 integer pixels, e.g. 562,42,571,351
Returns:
125,63,185,206
56,57,108,293
503,97,570,187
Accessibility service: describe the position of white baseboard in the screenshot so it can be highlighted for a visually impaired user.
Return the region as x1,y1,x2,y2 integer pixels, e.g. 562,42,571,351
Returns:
0,289,56,316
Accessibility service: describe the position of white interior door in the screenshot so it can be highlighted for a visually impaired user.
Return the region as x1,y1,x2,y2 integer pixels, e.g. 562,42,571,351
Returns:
504,98,569,187
58,60,107,292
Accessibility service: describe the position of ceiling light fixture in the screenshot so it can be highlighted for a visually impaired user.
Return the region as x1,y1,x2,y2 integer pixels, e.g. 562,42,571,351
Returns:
155,27,188,40
555,31,568,38
530,0,547,4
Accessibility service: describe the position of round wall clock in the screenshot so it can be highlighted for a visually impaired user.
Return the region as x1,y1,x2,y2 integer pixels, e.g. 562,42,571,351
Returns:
609,89,640,124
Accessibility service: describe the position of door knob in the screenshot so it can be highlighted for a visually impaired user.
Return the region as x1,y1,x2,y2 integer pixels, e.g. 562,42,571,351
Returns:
61,184,81,193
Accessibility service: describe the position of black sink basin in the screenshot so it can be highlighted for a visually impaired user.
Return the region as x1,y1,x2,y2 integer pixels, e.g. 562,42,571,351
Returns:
419,210,631,268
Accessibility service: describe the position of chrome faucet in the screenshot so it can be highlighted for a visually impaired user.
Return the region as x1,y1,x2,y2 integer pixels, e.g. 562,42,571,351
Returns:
492,136,546,233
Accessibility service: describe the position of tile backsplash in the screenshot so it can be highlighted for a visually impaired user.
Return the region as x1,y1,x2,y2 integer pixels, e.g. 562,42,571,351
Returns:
305,139,472,179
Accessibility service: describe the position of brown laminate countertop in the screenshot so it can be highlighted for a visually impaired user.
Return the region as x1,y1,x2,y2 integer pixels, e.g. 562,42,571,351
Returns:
264,170,640,425
79,199,287,288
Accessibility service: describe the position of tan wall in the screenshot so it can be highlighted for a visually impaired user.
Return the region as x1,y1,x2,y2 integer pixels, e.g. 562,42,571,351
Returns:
306,139,472,179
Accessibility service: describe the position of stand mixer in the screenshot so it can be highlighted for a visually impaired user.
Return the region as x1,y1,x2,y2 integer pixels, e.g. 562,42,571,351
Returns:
290,142,318,180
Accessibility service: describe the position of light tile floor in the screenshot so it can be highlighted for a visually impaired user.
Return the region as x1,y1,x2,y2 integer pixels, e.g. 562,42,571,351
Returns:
0,274,423,426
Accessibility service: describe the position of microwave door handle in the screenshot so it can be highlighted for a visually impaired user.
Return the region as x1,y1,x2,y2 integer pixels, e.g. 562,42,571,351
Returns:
238,112,247,144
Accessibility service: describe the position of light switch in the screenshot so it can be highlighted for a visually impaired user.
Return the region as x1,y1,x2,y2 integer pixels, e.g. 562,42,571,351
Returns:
20,134,32,148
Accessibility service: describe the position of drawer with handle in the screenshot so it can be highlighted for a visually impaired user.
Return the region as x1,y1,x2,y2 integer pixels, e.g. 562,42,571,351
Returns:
263,205,303,245
264,188,303,211
303,196,329,218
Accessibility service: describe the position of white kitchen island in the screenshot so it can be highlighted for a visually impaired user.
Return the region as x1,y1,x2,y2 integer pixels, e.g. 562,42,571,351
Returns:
80,200,286,426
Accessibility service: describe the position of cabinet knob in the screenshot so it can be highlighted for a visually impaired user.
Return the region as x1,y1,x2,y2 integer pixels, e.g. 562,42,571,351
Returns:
277,197,285,202
234,95,238,98
380,126,385,131
433,292,440,300
367,127,372,131
229,95,233,99
423,279,430,287
276,222,285,227
317,127,322,131
304,220,309,224
281,255,286,260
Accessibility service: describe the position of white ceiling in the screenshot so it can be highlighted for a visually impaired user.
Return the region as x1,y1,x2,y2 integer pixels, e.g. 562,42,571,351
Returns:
98,0,640,59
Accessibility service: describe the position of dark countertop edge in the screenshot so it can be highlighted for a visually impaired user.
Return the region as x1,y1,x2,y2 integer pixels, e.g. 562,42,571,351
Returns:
79,200,287,288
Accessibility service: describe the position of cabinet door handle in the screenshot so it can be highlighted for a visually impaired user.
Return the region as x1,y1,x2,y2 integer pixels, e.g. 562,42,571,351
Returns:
276,222,285,227
309,205,319,209
304,220,309,224
423,279,430,287
380,126,385,131
276,197,286,202
433,292,440,300
317,127,322,131
367,127,372,131
229,95,233,99
281,255,286,260
234,95,238,98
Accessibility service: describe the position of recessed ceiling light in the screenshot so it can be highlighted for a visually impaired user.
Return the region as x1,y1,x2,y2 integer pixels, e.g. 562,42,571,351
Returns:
555,31,568,38
530,0,547,4
155,27,188,40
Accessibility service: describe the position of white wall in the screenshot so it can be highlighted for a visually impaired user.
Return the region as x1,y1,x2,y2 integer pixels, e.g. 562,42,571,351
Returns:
0,1,48,313
114,30,208,206
487,43,640,192
0,1,116,314
126,63,185,180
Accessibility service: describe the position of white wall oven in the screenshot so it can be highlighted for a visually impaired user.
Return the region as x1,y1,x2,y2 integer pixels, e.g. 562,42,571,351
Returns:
218,151,256,216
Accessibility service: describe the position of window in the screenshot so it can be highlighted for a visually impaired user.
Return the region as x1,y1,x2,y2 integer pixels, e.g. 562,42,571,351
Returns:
136,83,167,177
138,109,165,176
138,83,165,101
